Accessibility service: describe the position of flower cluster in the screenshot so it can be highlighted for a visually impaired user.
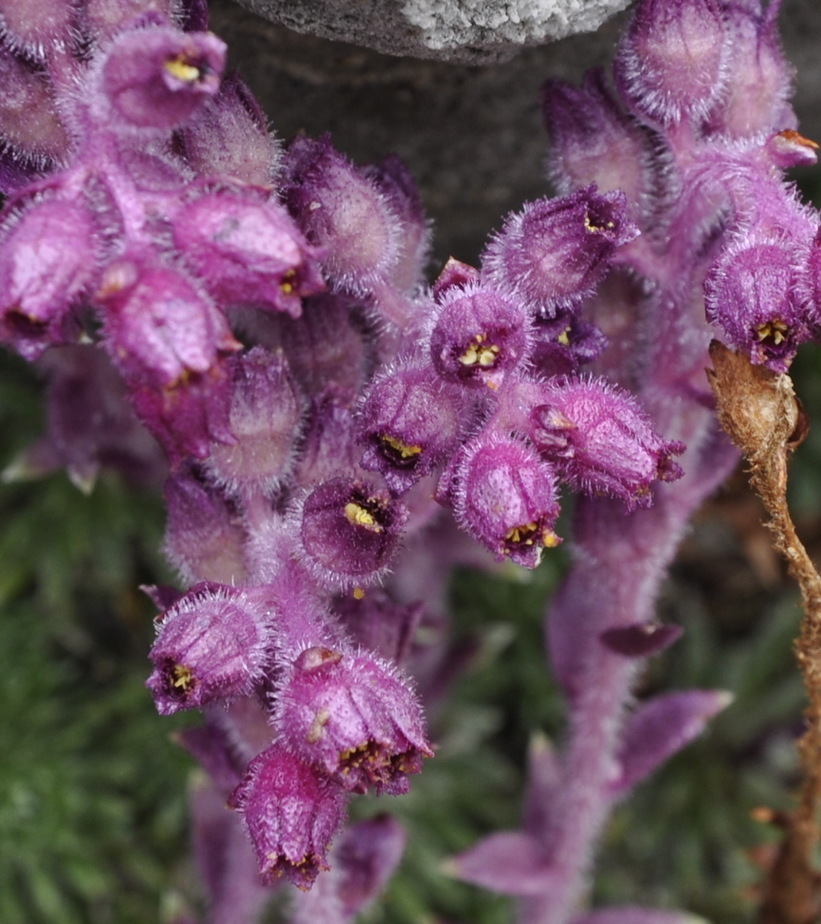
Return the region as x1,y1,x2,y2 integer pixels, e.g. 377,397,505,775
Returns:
2,0,820,921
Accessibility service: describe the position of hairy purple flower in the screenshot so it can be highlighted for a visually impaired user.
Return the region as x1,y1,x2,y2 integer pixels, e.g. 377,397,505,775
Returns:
0,198,98,359
543,69,655,212
334,815,407,918
527,378,684,508
332,590,423,664
450,435,561,568
0,0,77,60
97,23,226,131
228,743,347,890
97,254,239,387
613,0,729,127
205,347,305,494
163,467,248,584
172,188,324,316
481,187,638,316
147,583,275,715
704,234,811,372
179,72,279,186
429,284,531,389
529,310,607,378
357,362,466,495
278,645,432,794
296,477,409,589
282,135,401,294
708,0,795,138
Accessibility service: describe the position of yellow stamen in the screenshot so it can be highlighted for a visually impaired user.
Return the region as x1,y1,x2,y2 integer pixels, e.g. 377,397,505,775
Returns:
164,55,201,83
756,319,788,346
459,333,500,368
352,587,365,600
381,433,422,460
280,269,297,295
557,326,572,346
344,501,383,532
171,663,194,692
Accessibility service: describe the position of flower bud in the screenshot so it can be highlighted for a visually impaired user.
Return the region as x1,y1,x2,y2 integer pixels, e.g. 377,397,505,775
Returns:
172,189,324,317
430,284,530,389
0,0,77,60
357,363,466,495
228,744,347,890
296,478,409,590
98,24,226,131
704,234,810,373
205,347,306,494
147,583,275,715
707,2,794,138
451,435,561,568
97,254,239,387
282,135,401,294
179,72,279,186
527,378,684,507
278,646,432,794
0,198,98,359
543,69,654,211
613,0,729,126
481,187,638,316
163,467,248,584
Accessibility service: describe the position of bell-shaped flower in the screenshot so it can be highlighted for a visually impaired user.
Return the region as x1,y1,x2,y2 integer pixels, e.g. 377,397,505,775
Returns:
277,645,433,794
205,347,306,495
295,477,409,590
282,135,401,294
0,197,98,359
481,187,638,316
449,434,562,568
613,0,729,127
146,583,276,715
527,377,684,508
228,743,348,890
97,22,226,131
172,187,324,317
705,233,812,373
97,253,240,388
0,0,77,61
357,362,466,495
429,283,531,389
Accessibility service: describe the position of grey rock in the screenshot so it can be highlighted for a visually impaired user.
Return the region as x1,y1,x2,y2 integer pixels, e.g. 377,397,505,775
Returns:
231,0,631,64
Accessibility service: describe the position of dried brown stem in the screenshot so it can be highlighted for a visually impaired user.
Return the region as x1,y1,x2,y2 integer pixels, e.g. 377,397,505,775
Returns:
708,341,821,924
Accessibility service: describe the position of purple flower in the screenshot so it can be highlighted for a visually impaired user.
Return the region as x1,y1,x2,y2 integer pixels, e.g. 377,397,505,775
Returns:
172,187,325,316
228,743,348,890
146,582,275,715
449,434,561,568
613,0,729,126
205,347,306,495
296,477,409,589
527,377,685,508
0,198,98,359
282,135,402,294
429,283,531,389
277,645,433,794
481,187,638,316
97,23,226,131
357,362,466,495
704,234,811,373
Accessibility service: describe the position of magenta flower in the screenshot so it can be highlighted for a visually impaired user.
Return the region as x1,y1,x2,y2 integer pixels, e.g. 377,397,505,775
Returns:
277,645,433,794
228,743,348,890
146,583,275,715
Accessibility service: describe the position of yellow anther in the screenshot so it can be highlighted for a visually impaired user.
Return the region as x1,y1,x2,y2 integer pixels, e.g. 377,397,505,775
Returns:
756,319,788,346
381,433,422,460
280,269,297,295
164,55,201,83
344,501,383,532
171,663,194,692
557,326,572,346
505,522,540,546
459,333,500,368
584,213,615,232
353,587,365,600
543,531,561,549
